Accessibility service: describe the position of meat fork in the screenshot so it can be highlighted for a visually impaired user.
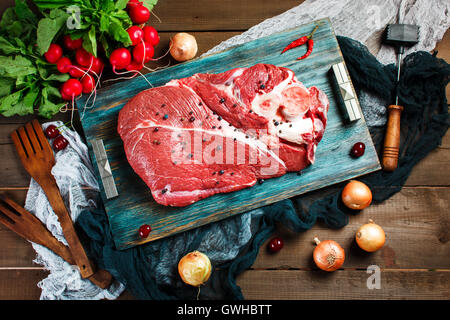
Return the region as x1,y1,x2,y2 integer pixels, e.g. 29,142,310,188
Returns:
10,120,105,281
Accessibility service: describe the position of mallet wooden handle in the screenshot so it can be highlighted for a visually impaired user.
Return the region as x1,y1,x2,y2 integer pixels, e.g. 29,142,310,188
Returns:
382,105,404,171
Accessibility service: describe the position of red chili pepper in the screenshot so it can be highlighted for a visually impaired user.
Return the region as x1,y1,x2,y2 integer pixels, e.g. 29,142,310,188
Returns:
281,35,309,54
297,38,314,60
281,25,318,57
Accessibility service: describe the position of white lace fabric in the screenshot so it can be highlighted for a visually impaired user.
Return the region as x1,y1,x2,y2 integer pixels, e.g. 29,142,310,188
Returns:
25,0,449,299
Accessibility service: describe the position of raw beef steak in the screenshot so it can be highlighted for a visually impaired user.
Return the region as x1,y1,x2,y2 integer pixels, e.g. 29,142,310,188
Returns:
118,64,329,207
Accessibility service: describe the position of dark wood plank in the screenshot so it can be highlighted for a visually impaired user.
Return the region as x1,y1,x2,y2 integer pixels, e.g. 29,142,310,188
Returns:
1,188,448,270
0,227,37,268
150,0,301,32
237,270,450,299
0,269,135,300
0,0,302,32
253,188,450,270
0,269,47,300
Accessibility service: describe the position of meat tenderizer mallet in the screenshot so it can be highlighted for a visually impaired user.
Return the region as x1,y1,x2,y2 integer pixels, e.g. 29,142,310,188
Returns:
381,23,419,171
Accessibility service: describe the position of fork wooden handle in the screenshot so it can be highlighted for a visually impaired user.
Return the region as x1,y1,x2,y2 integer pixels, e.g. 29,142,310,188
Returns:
382,104,403,171
39,177,95,278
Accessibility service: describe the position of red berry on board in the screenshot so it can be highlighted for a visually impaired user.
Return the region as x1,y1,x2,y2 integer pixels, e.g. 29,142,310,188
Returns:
350,142,366,158
138,224,152,238
45,125,60,139
53,135,68,151
268,237,284,253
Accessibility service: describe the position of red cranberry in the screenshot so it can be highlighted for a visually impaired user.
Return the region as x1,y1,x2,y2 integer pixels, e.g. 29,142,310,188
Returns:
138,224,152,238
52,135,68,151
350,142,365,158
268,237,284,253
45,125,60,139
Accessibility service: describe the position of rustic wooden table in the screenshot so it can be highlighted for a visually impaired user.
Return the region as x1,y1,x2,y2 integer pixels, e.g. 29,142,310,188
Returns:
0,0,448,300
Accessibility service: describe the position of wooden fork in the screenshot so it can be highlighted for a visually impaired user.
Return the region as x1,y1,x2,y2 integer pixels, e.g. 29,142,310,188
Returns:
11,119,95,279
0,194,112,289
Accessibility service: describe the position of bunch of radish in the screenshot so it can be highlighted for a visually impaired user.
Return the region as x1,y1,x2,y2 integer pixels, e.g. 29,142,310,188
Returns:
42,0,161,104
44,40,103,102
109,0,160,74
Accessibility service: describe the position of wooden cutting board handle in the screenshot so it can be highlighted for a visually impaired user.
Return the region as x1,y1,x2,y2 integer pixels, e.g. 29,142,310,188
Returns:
382,104,404,171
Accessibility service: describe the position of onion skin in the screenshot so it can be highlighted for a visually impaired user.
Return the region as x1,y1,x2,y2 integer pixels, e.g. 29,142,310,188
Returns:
178,251,211,287
170,32,198,62
341,180,372,210
313,237,345,272
356,219,386,252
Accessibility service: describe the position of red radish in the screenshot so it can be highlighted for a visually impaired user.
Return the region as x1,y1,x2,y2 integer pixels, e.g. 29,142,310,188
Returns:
81,74,95,93
61,91,71,101
127,26,144,46
61,79,82,98
109,48,132,71
126,0,141,11
69,65,85,78
75,48,94,67
132,42,154,64
60,86,72,101
56,57,72,73
129,4,150,24
143,26,160,46
83,57,104,75
63,35,82,50
44,44,63,63
126,61,144,72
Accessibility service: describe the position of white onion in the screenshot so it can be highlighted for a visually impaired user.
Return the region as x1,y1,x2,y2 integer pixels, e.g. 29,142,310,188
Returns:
356,219,386,252
169,32,198,62
178,250,211,287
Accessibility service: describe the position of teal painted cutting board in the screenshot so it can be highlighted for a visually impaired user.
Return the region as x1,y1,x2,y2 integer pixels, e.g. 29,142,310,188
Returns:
78,18,380,250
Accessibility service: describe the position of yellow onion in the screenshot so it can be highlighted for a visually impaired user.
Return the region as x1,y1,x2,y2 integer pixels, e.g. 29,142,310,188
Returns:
169,32,198,62
341,180,372,210
178,250,211,287
313,237,345,272
356,219,386,252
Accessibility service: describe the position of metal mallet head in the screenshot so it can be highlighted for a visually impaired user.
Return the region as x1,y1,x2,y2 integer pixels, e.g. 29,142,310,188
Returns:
384,24,419,53
383,24,419,104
